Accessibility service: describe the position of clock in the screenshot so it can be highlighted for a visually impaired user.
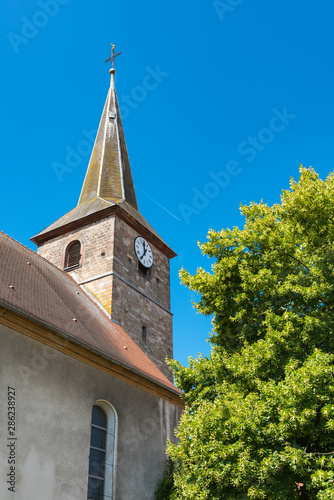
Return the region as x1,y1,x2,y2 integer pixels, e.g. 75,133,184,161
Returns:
134,236,154,268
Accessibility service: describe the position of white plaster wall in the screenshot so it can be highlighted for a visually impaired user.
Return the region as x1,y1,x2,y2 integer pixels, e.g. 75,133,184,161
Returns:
0,324,182,499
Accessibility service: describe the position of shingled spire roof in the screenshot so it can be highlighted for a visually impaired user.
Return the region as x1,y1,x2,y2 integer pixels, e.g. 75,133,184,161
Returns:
31,68,175,257
79,68,138,209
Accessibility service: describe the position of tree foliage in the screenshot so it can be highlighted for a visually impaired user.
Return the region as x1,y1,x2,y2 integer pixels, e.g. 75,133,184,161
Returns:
168,167,334,499
154,458,177,499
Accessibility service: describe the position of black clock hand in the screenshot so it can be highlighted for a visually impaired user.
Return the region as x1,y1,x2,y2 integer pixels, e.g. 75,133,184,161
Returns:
141,241,146,257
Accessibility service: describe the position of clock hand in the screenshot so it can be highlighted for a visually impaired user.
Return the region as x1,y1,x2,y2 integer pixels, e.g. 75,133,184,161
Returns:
140,241,148,259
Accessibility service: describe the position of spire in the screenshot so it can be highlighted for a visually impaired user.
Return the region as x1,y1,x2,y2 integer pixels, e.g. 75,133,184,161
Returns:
31,54,175,258
78,66,138,210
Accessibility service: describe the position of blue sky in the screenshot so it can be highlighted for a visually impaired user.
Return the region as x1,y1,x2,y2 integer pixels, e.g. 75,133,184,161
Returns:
1,1,334,367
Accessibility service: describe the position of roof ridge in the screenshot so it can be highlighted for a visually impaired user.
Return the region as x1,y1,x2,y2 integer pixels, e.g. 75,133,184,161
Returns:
0,229,40,256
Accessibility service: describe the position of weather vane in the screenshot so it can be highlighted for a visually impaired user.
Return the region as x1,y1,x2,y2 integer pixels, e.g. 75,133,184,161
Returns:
105,43,122,68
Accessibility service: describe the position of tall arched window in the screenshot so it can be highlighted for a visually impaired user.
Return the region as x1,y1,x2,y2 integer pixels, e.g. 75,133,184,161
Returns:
64,240,81,270
87,406,107,500
87,401,117,500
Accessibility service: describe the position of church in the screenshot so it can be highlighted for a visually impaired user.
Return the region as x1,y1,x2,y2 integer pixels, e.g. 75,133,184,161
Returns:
0,58,184,499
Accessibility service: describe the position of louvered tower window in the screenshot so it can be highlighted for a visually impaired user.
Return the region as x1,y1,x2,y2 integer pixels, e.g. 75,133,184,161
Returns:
64,240,81,270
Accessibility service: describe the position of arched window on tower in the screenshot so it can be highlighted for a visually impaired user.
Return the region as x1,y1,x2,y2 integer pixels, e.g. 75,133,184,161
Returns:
87,401,117,500
64,240,81,270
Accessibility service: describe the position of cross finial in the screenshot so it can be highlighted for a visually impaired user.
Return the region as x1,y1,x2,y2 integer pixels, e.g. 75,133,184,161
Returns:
105,43,122,69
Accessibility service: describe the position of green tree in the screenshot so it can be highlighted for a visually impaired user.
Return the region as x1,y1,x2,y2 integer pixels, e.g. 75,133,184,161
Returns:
168,167,334,499
154,458,177,499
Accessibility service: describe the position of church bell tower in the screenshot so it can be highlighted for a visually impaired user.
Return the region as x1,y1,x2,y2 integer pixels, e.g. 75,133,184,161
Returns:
31,60,176,381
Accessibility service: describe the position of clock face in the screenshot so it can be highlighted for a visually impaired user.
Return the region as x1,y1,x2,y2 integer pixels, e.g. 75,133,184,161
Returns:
134,236,154,268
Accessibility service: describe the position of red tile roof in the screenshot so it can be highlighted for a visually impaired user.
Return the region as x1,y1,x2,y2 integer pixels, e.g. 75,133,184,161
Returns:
0,231,180,394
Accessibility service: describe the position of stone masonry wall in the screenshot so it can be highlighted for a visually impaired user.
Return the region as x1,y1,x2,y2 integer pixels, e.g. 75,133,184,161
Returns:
36,213,174,380
112,217,171,310
111,273,173,379
37,217,116,286
111,217,173,380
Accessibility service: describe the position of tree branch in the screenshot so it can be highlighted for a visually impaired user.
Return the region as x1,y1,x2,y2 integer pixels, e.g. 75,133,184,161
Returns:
283,252,330,307
284,252,310,273
302,451,334,456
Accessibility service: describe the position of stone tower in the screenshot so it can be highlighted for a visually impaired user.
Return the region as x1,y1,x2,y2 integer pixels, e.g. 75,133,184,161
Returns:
31,67,176,380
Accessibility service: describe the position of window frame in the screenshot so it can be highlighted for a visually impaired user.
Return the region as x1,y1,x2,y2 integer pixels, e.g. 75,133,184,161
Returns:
87,407,107,499
137,260,152,279
87,400,118,500
64,240,82,271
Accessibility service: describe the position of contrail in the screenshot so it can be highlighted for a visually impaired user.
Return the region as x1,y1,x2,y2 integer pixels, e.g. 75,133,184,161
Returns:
136,186,182,222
